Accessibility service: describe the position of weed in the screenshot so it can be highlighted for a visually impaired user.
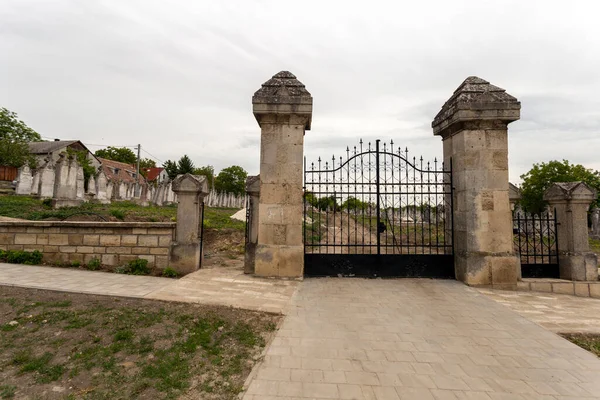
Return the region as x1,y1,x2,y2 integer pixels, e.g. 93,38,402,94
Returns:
86,257,101,271
14,351,65,383
128,259,150,275
162,267,178,278
70,261,81,268
110,209,126,221
0,385,16,399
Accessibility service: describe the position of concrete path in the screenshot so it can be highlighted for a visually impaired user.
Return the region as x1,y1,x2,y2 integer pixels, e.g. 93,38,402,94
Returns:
244,279,600,400
480,288,600,334
0,263,298,314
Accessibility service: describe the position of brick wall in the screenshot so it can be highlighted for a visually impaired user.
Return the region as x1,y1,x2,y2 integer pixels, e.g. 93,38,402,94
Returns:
0,221,175,268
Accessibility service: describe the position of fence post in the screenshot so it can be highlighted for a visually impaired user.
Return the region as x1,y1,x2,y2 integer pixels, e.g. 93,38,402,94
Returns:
170,174,209,275
544,182,598,280
252,71,313,277
432,77,521,288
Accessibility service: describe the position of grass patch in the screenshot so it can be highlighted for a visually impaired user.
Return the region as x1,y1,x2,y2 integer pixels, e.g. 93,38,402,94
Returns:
0,286,279,399
590,237,600,255
562,333,600,357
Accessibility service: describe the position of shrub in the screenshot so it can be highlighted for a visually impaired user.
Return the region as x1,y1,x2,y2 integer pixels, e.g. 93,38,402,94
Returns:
129,259,150,275
110,209,126,221
162,267,178,278
87,257,101,271
42,198,53,208
0,250,42,265
70,261,81,268
115,259,151,275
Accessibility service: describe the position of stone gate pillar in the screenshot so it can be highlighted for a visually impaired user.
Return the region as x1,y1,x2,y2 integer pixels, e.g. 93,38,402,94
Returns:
544,182,598,281
170,174,209,275
432,77,521,288
252,71,313,277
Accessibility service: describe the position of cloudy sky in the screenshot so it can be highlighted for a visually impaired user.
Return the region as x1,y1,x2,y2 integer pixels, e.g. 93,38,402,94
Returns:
1,0,599,183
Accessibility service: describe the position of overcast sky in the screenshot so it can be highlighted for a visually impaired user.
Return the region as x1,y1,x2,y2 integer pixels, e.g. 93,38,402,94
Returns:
1,0,599,183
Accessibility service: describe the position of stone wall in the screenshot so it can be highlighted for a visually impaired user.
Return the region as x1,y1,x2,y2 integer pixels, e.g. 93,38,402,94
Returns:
0,221,175,268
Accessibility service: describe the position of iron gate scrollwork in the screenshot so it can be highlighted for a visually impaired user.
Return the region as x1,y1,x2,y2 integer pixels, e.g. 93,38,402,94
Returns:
303,139,454,278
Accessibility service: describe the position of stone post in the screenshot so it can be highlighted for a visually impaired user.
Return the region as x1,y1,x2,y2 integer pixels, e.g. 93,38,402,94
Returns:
432,76,521,288
544,182,598,281
591,208,600,240
15,165,33,195
170,174,209,275
244,175,260,274
509,183,521,212
252,71,313,278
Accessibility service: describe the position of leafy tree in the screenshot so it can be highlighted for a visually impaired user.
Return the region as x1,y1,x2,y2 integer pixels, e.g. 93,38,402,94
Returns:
520,160,600,214
162,160,178,180
317,195,339,212
0,107,41,142
176,155,195,175
140,158,156,169
304,191,318,208
214,165,248,195
194,165,215,189
0,139,36,168
341,196,369,211
94,146,137,165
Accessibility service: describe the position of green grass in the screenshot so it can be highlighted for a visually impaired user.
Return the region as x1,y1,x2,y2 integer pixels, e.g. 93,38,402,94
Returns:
0,194,245,231
561,333,600,357
0,287,278,399
590,238,600,255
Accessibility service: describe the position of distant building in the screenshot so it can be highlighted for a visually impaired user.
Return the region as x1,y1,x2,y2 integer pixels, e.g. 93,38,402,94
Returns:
143,167,168,184
29,140,101,168
98,158,145,185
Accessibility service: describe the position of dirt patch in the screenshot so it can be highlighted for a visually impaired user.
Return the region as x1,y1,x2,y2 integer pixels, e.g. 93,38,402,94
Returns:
203,229,245,269
0,286,280,400
561,333,600,358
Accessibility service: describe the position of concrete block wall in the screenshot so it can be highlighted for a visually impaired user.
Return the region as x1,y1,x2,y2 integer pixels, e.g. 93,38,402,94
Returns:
0,221,175,268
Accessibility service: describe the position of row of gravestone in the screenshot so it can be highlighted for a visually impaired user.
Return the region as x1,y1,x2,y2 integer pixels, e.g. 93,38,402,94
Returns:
13,156,245,209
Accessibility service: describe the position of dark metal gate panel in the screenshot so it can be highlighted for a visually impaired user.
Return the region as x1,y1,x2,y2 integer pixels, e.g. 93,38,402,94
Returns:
513,211,559,278
304,139,454,278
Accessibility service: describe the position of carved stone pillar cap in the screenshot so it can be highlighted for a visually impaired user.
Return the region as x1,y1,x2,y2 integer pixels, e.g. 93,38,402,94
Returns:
432,76,521,138
171,174,209,195
246,175,260,195
543,181,597,203
252,71,313,129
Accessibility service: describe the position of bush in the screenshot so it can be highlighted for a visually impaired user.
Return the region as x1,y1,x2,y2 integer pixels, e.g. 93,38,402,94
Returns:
162,267,178,278
115,259,151,275
0,250,43,265
110,209,126,221
71,261,81,268
87,257,101,271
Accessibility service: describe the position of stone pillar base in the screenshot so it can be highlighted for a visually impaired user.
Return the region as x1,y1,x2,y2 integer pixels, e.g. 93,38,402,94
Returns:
255,244,303,278
170,242,200,275
52,199,84,209
559,253,598,281
456,253,519,289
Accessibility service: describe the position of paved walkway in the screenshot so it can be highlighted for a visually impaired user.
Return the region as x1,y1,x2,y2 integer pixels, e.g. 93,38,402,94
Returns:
0,263,298,314
480,288,600,334
244,279,600,400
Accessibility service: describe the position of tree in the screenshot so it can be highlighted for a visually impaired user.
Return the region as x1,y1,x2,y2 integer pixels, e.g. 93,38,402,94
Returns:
520,160,600,214
94,146,137,165
67,148,97,191
194,165,215,189
139,158,156,178
176,155,195,175
0,107,41,142
163,160,178,180
0,139,36,168
214,165,248,195
341,196,369,211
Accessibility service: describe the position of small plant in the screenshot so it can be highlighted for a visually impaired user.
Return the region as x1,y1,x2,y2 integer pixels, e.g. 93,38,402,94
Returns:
110,209,126,221
87,257,101,271
0,384,17,399
162,267,178,278
71,261,81,268
128,259,150,275
115,259,151,275
41,198,53,208
0,250,42,265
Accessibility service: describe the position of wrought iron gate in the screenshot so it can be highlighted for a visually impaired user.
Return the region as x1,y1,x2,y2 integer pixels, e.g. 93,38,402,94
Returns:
303,139,454,278
513,211,559,278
